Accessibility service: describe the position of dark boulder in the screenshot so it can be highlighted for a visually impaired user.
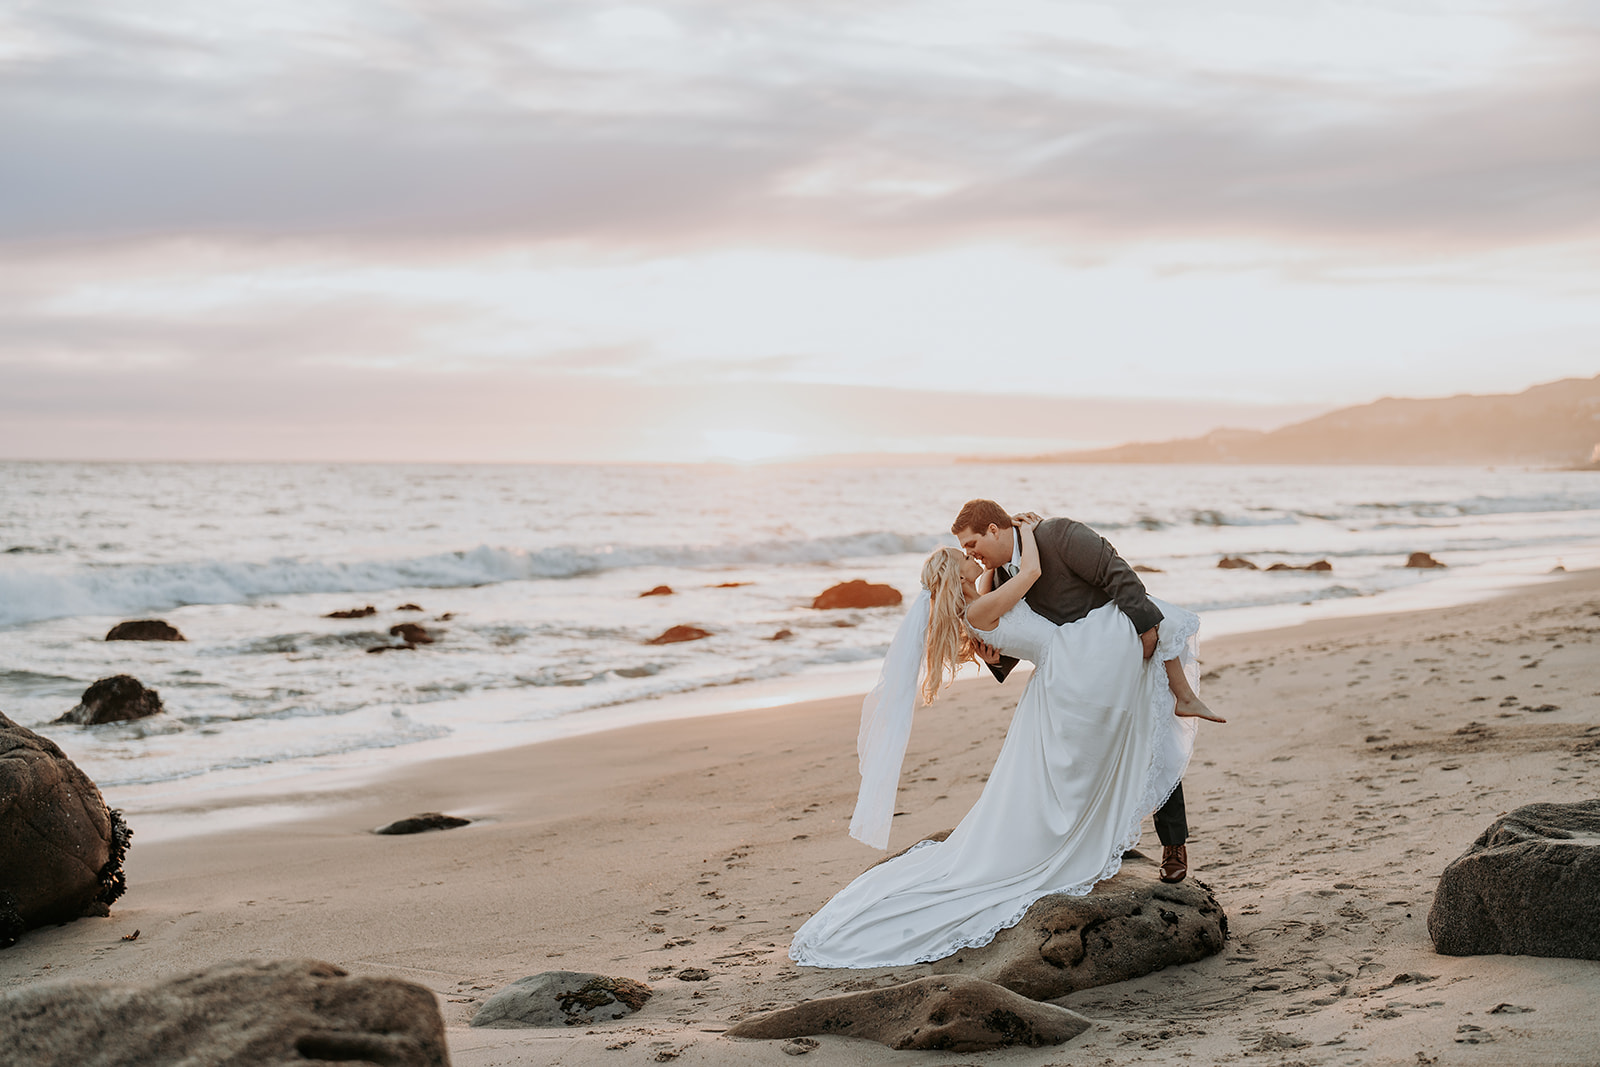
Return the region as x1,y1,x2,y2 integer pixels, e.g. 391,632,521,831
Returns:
1265,560,1334,572
389,623,434,645
1406,552,1447,569
104,620,184,642
53,676,164,726
768,629,794,641
930,861,1228,1000
396,603,423,612
646,625,711,645
471,971,652,1028
1428,800,1600,959
1217,557,1258,570
0,958,447,1066
639,585,674,597
0,712,131,948
374,813,470,835
727,975,1090,1052
811,581,903,610
325,606,377,618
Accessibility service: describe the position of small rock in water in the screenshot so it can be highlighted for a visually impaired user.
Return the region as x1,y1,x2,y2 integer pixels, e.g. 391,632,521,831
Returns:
1217,557,1258,570
104,619,185,642
647,625,711,645
53,675,164,725
768,629,794,641
389,623,434,645
1405,551,1447,569
374,813,471,835
470,971,652,1028
1132,564,1163,573
639,585,674,597
395,603,424,611
811,581,902,610
325,605,377,618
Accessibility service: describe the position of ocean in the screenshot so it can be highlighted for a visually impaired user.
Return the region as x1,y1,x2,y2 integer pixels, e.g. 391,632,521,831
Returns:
3,460,1597,831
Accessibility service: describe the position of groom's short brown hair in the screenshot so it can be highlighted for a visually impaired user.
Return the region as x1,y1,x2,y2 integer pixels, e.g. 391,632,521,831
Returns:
951,499,1013,536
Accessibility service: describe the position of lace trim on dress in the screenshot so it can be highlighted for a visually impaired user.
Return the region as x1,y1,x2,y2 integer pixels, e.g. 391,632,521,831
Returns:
789,602,1203,970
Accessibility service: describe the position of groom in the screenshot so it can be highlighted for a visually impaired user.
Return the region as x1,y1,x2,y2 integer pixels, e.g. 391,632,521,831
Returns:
951,498,1193,884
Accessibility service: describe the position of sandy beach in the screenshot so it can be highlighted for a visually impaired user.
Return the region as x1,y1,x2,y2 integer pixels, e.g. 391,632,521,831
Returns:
4,569,1598,1066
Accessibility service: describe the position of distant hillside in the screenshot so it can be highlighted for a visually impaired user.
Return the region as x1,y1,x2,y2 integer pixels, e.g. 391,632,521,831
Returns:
1011,375,1600,467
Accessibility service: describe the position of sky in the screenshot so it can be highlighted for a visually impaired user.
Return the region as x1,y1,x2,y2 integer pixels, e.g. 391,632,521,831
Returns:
1,0,1597,462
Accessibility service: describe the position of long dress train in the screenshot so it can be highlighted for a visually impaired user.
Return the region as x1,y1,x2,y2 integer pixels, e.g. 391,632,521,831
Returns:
788,596,1200,968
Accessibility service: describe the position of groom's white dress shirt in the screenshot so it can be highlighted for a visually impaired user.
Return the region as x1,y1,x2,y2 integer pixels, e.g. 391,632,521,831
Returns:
1002,528,1021,579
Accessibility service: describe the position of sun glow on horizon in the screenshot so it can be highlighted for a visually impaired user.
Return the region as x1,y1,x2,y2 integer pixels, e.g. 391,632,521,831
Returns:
700,429,804,464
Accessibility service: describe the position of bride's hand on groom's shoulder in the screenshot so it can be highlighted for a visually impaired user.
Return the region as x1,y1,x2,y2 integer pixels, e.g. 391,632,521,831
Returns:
1012,511,1043,527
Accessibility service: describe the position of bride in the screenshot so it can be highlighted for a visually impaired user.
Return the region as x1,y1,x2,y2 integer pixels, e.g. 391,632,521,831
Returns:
789,516,1204,969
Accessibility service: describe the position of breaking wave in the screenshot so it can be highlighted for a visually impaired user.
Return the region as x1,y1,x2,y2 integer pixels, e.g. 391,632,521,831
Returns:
0,531,945,628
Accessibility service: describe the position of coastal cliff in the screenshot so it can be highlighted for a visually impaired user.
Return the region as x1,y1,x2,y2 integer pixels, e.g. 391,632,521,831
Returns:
1003,374,1600,467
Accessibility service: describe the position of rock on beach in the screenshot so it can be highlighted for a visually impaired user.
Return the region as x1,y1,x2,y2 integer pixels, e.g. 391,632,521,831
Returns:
470,971,652,1028
1428,800,1600,959
0,958,447,1067
811,581,903,610
727,975,1090,1052
1406,552,1447,568
104,619,184,641
931,862,1228,999
52,675,164,726
374,813,470,835
1217,557,1258,570
0,712,131,948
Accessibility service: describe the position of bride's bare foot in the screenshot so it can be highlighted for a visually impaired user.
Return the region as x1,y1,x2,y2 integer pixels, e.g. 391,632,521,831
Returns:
1175,695,1226,723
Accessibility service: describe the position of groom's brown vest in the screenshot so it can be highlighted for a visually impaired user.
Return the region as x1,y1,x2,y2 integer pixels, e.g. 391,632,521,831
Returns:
985,516,1162,684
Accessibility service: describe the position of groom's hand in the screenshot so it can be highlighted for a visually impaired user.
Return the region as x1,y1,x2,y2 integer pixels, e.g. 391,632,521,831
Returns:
972,639,1002,664
1139,626,1158,660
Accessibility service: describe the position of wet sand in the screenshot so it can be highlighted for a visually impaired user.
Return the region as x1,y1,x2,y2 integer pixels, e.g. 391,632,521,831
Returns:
4,570,1598,1066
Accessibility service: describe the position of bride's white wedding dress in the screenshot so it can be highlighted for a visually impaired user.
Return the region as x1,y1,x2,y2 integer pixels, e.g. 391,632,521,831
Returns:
788,596,1200,968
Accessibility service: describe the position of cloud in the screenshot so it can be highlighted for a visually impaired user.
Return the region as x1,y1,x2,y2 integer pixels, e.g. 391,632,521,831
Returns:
0,1,1596,255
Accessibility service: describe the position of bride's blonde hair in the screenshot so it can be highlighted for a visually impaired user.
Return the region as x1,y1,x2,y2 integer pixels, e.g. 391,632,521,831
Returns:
920,546,976,706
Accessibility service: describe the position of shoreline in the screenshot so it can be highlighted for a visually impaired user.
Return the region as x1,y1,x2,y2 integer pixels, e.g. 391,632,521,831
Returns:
3,569,1598,1065
88,554,1598,845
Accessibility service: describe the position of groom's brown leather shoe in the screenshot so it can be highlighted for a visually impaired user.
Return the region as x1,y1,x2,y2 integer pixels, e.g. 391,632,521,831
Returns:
1159,845,1188,883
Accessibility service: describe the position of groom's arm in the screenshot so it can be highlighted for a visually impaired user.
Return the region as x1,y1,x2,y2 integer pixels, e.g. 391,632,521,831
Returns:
1055,521,1164,636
